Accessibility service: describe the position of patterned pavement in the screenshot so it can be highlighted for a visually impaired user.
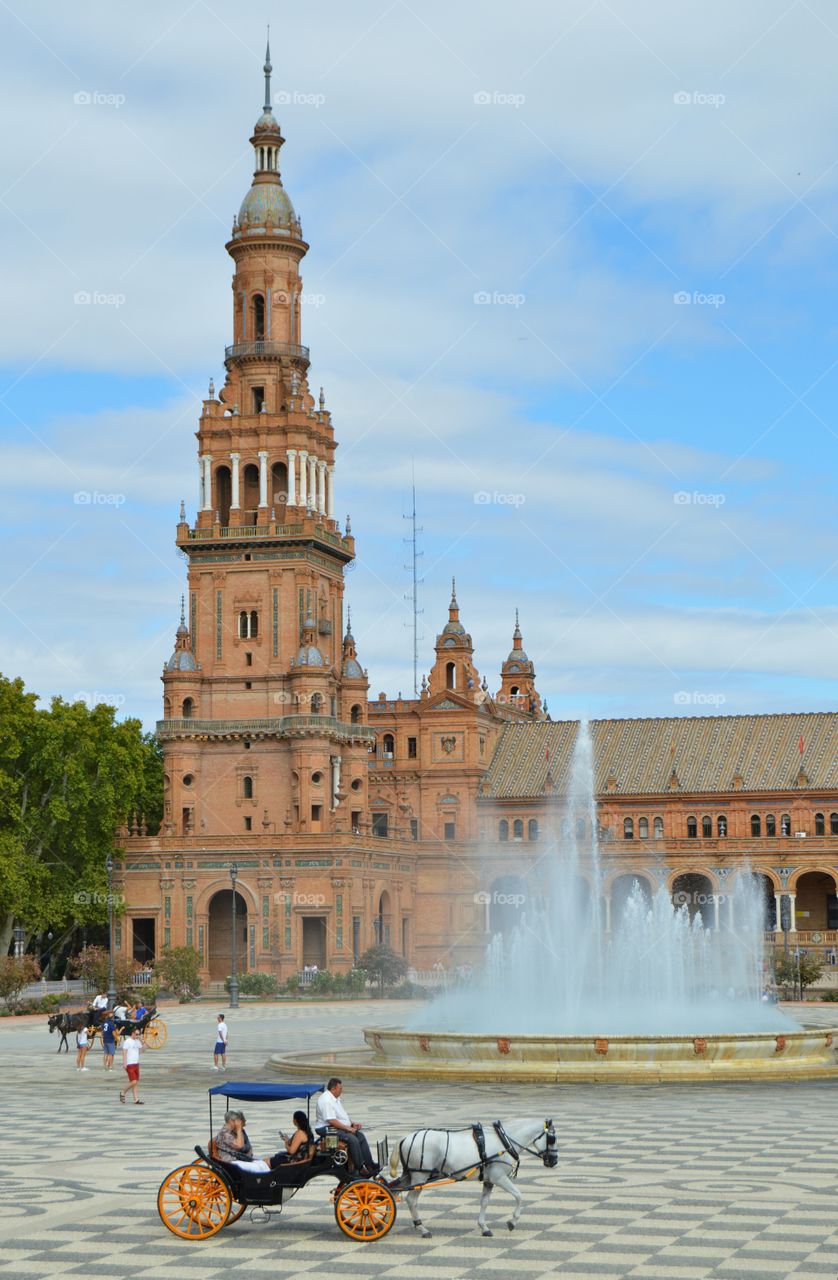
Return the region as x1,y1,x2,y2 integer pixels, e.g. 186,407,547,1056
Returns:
3,1000,838,1279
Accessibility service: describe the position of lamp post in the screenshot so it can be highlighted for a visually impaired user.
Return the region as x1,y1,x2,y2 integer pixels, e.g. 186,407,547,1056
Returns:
12,926,25,959
229,862,239,1009
106,855,117,1009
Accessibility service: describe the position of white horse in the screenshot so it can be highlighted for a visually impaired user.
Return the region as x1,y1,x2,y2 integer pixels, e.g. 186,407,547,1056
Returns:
388,1118,557,1238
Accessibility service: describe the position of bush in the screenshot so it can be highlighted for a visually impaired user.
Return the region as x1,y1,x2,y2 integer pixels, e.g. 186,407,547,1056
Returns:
223,972,278,997
132,980,160,1005
773,950,825,998
0,955,41,1010
154,946,202,1002
819,988,838,1001
69,944,138,995
356,945,408,996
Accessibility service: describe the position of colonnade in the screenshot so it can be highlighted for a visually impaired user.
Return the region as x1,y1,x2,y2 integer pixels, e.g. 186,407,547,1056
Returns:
199,449,335,519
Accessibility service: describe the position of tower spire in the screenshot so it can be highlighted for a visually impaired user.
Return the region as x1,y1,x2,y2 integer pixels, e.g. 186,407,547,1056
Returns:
263,28,272,112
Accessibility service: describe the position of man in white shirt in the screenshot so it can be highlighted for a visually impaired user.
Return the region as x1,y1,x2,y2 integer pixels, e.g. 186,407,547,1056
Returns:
91,993,109,1011
213,1014,229,1070
119,1028,144,1105
315,1078,376,1174
113,1002,128,1021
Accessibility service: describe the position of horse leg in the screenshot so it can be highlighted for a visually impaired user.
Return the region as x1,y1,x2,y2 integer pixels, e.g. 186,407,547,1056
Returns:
60,1031,68,1054
493,1169,524,1231
477,1180,494,1236
406,1186,432,1239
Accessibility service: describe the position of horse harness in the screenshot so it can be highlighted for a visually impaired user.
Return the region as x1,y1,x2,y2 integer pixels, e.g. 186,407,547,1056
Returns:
401,1123,525,1184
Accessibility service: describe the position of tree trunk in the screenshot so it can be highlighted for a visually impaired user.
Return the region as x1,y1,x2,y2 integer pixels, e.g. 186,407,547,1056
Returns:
0,915,14,957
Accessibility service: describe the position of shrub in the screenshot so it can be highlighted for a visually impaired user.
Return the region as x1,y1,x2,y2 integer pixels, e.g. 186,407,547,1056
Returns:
224,972,278,997
356,945,408,997
773,950,825,998
154,946,202,1002
69,944,137,994
0,955,41,1010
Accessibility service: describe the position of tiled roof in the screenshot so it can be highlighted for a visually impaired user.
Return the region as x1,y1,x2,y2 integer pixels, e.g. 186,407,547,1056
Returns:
482,714,838,799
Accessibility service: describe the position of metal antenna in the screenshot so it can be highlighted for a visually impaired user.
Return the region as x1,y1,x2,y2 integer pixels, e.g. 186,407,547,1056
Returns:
403,463,424,697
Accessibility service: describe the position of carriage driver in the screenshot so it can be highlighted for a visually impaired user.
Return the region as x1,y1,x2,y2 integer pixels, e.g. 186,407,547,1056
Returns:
315,1078,377,1176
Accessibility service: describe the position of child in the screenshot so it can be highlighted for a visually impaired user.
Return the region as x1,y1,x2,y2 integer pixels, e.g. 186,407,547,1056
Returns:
213,1014,229,1070
76,1024,92,1071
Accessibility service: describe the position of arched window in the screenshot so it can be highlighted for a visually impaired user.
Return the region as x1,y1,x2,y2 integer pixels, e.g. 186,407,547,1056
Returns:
350,704,361,724
780,813,790,837
510,685,520,696
717,815,727,837
751,814,761,837
243,775,253,799
766,814,776,837
253,294,265,339
815,812,825,835
242,464,260,521
182,697,194,719
623,817,634,841
576,817,586,839
271,460,288,506
445,662,455,689
249,610,259,638
653,816,664,839
499,819,509,842
687,816,697,839
215,464,231,525
311,692,323,714
528,818,539,841
702,815,712,838
382,733,395,758
831,812,838,836
238,611,249,638
638,817,649,839
513,819,524,841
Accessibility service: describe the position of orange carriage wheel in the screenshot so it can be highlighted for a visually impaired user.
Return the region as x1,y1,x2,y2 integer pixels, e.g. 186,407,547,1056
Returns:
191,1155,247,1226
143,1019,168,1050
334,1180,397,1242
157,1164,231,1239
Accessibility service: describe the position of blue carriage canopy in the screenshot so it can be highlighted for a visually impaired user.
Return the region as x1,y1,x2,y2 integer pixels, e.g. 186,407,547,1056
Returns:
208,1081,324,1102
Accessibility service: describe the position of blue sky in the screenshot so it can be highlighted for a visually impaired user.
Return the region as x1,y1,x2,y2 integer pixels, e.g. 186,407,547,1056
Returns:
0,0,836,728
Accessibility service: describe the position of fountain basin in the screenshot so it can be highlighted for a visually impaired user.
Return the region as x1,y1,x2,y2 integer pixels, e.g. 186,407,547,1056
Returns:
270,1024,838,1082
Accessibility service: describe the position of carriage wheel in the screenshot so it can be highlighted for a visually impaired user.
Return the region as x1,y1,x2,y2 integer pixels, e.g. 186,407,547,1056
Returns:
191,1157,246,1226
157,1164,231,1239
334,1180,396,1242
144,1019,168,1050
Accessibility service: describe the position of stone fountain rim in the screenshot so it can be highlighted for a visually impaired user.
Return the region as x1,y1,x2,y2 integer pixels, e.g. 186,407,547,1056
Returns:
366,1025,831,1044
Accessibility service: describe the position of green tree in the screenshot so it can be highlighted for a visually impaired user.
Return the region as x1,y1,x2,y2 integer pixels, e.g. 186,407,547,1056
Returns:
774,949,825,997
68,943,138,994
0,675,160,953
0,955,41,1009
155,946,202,1002
356,945,408,997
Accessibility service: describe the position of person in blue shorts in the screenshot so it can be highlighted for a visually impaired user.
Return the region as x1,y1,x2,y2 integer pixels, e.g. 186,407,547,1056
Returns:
213,1014,228,1070
101,1012,116,1071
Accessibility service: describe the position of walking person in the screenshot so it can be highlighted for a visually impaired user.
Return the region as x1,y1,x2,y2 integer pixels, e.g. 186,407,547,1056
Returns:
213,1013,229,1071
119,1028,144,1105
75,1024,92,1072
101,1011,116,1071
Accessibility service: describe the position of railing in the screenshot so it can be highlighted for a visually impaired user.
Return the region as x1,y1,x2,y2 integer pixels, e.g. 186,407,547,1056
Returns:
225,341,310,362
157,715,375,742
182,522,346,549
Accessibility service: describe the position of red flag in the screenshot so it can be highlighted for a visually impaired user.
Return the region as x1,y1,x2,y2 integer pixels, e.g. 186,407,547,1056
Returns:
545,746,550,762
798,734,804,755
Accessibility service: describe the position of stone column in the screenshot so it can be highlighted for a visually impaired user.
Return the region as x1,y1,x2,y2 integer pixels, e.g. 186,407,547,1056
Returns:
317,460,326,514
774,893,782,933
298,450,308,507
258,451,269,507
201,455,212,511
308,455,317,508
286,449,297,505
788,892,797,933
603,893,611,934
330,754,341,810
326,464,335,519
230,452,240,510
713,894,720,931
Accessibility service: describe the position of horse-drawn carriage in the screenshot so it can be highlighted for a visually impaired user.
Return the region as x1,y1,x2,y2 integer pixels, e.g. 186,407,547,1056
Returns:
47,1005,168,1052
157,1081,558,1243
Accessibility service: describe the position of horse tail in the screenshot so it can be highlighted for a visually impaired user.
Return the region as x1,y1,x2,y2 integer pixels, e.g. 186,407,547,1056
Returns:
389,1140,403,1180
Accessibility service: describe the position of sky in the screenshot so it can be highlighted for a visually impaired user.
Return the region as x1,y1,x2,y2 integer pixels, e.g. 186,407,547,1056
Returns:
0,0,837,729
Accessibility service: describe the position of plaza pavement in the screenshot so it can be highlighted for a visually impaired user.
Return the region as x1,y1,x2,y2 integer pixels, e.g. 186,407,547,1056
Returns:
2,999,838,1280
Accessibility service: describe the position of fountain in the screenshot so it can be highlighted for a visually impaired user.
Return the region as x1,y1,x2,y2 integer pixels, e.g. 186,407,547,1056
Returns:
272,721,838,1081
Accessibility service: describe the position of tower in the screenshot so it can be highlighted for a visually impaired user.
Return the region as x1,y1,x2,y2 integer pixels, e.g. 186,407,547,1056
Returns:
161,42,372,844
427,580,482,699
497,610,542,715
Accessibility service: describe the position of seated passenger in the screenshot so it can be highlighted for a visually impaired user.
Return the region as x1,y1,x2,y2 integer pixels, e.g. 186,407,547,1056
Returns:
214,1110,254,1164
113,1001,128,1021
264,1111,316,1169
134,1003,148,1020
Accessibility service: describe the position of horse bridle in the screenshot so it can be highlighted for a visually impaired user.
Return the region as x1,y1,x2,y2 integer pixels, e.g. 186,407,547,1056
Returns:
494,1119,558,1168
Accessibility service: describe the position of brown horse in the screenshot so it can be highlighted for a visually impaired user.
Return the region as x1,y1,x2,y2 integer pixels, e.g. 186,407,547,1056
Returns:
47,1010,93,1053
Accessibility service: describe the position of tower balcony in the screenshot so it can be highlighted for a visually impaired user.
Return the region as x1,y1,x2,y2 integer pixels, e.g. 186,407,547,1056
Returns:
156,714,376,745
224,340,309,364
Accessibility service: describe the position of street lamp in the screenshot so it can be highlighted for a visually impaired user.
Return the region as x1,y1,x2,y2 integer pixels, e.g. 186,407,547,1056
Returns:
12,926,25,959
106,854,117,1009
229,862,239,1009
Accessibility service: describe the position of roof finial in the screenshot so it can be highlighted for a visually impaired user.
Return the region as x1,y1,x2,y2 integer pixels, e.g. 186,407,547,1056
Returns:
450,577,457,605
345,606,353,638
263,27,272,112
319,386,325,411
180,595,186,626
208,376,215,400
178,498,186,522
